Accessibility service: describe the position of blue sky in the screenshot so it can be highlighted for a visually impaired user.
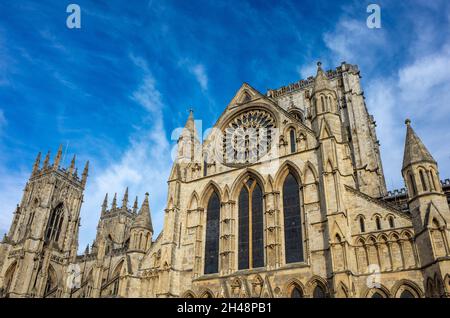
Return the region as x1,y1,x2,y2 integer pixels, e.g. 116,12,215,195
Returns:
0,0,449,251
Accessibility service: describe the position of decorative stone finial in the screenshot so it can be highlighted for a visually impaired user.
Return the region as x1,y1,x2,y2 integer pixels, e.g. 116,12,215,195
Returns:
317,61,322,68
405,118,411,126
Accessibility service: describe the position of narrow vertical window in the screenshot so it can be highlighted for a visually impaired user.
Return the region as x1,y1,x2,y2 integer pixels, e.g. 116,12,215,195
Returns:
283,173,304,263
252,183,264,268
238,186,249,270
204,191,220,274
375,216,381,230
389,216,395,229
203,154,208,177
359,217,365,233
420,170,428,191
290,129,296,153
409,173,417,196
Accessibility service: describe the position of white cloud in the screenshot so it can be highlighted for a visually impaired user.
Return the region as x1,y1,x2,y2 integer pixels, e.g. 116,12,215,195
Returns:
323,18,386,67
190,64,208,91
321,14,450,190
0,168,29,237
178,59,209,92
77,56,172,250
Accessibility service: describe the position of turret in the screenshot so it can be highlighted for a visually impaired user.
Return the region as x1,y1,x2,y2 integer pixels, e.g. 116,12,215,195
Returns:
177,109,200,164
132,196,138,214
402,119,442,199
401,119,450,273
68,155,76,175
31,152,41,176
101,193,108,216
81,161,89,187
129,193,153,252
53,144,63,169
43,151,50,169
122,187,129,210
111,193,117,210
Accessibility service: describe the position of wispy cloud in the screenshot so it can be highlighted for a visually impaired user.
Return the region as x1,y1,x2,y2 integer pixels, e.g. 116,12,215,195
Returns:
77,55,172,250
178,59,209,92
321,7,450,189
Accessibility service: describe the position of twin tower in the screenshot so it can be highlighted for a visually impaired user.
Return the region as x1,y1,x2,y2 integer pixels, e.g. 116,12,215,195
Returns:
0,145,153,297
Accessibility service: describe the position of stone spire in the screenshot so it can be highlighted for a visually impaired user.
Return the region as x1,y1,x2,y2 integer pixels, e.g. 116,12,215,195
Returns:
112,193,117,210
312,61,332,94
101,193,108,214
43,151,50,169
132,193,153,232
53,144,63,169
81,161,89,187
184,108,195,134
402,119,436,170
132,196,139,214
69,155,76,175
32,152,41,175
122,187,129,209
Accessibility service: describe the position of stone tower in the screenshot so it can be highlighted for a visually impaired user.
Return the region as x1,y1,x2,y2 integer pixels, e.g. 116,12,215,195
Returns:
0,145,88,298
401,119,450,297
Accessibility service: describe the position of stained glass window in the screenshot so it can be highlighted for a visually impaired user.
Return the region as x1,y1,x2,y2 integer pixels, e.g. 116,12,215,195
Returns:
204,191,220,274
283,173,304,263
238,187,249,270
238,178,265,269
252,183,264,268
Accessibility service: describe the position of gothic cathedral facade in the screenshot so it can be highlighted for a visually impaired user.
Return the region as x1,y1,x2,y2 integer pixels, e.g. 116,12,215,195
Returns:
1,62,449,298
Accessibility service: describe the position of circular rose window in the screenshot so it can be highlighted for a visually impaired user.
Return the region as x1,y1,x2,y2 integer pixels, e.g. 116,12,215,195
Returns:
219,109,276,167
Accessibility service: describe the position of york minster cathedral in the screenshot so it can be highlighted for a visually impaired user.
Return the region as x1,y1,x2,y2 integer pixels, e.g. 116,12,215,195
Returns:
0,62,449,298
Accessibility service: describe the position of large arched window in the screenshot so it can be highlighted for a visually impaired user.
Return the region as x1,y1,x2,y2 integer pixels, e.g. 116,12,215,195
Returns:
283,173,304,263
204,191,220,274
45,203,64,243
238,178,264,269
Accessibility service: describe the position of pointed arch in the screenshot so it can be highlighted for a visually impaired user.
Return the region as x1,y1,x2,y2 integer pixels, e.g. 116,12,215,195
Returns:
273,160,302,190
303,161,318,183
3,261,17,297
201,180,223,207
182,290,197,298
392,280,423,298
44,265,58,297
200,289,214,298
336,282,349,298
188,192,199,210
364,284,391,298
284,279,305,298
230,168,266,199
306,276,329,298
303,162,319,204
223,185,231,202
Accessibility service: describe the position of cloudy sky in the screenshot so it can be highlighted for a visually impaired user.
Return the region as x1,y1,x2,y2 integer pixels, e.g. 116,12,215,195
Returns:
0,0,449,251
